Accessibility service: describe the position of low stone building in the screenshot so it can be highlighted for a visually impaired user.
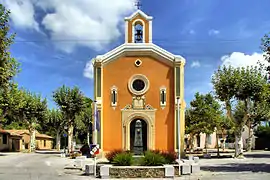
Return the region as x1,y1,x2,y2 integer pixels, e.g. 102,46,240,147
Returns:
0,129,53,152
0,129,23,152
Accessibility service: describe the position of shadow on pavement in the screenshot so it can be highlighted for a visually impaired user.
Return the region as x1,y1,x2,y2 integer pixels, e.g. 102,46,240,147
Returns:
201,163,270,173
245,153,270,159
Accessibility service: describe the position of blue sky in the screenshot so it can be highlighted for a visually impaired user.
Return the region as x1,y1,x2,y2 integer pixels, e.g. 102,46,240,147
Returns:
2,0,270,108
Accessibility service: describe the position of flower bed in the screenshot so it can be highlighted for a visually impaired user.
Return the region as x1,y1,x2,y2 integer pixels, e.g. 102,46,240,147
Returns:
109,166,165,178
94,150,179,178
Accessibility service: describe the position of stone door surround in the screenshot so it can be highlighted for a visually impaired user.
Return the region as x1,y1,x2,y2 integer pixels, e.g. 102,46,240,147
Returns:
121,105,156,150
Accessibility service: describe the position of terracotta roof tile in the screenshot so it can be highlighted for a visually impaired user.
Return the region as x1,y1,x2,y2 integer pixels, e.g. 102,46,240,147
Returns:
3,129,53,139
0,129,9,134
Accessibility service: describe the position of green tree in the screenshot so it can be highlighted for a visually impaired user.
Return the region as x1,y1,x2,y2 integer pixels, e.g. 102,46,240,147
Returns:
215,115,233,157
212,65,267,157
260,33,270,74
233,91,270,152
53,85,85,152
0,5,20,124
18,90,47,152
46,109,65,151
0,83,24,123
185,92,222,153
75,97,93,145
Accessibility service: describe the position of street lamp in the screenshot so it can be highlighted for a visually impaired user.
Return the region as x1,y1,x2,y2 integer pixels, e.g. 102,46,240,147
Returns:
176,97,181,174
64,126,68,154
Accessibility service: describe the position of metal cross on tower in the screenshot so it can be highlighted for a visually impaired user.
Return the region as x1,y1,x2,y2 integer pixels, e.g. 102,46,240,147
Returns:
135,0,142,10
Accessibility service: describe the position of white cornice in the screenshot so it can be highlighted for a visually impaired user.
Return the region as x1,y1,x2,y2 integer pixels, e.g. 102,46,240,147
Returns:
124,10,153,21
92,43,185,66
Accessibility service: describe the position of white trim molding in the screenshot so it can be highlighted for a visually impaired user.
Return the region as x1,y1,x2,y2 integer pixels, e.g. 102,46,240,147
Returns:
134,59,142,67
149,20,153,43
110,86,118,108
160,86,167,108
92,43,186,67
124,10,153,21
128,74,150,96
125,20,129,43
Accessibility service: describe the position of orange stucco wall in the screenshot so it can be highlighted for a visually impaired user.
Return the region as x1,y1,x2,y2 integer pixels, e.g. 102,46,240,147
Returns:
128,15,149,43
102,56,175,151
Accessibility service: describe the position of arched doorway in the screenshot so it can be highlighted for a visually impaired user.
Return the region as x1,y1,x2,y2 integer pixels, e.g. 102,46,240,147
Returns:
130,119,148,152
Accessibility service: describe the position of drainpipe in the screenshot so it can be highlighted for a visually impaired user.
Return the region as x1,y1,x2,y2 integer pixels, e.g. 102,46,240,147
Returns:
177,97,181,174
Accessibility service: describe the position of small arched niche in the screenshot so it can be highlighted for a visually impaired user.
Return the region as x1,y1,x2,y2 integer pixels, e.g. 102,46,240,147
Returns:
133,19,145,43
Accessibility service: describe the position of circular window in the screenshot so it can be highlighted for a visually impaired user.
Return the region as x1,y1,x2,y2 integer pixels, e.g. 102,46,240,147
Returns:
128,74,150,95
132,79,145,91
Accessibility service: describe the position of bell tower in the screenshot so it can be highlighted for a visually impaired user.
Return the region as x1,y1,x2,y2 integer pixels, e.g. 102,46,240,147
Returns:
124,6,153,44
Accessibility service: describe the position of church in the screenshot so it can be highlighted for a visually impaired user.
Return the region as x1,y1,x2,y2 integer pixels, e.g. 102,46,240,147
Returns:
91,8,186,156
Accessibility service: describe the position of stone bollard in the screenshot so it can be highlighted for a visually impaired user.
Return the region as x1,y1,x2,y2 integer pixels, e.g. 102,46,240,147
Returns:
164,165,174,178
85,164,94,175
100,165,112,179
191,163,200,174
181,163,191,175
183,159,194,165
193,156,199,163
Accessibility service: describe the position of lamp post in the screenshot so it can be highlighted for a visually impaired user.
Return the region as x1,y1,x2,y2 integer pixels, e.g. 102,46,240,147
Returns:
177,97,181,174
64,126,68,154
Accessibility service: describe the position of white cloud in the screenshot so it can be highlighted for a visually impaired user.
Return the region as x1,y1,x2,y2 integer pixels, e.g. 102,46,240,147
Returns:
1,0,39,31
2,0,135,53
83,60,94,79
191,61,201,68
221,52,265,68
38,0,135,53
208,29,220,36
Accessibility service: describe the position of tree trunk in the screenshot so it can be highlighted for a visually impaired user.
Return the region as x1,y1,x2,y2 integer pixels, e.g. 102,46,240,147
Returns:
221,129,226,151
204,134,208,154
68,125,74,152
188,134,194,153
56,129,61,151
234,131,244,158
246,124,253,152
29,128,36,153
235,99,249,158
216,133,220,157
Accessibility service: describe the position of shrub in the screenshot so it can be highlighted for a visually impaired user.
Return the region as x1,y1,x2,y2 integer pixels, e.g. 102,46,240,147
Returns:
105,149,124,163
161,151,177,164
140,151,165,166
149,149,161,154
112,152,133,166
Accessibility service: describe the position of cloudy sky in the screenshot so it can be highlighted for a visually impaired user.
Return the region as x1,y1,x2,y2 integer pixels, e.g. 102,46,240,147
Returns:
1,0,270,108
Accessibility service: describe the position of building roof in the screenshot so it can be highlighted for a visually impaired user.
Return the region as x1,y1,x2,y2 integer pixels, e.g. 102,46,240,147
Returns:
0,129,10,134
36,133,54,139
92,9,186,67
4,129,53,139
93,43,186,66
124,9,153,21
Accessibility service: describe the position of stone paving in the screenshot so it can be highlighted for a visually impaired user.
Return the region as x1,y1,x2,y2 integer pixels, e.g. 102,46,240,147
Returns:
0,150,269,179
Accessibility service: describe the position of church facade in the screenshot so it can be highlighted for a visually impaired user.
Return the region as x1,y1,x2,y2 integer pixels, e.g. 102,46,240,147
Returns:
92,9,186,155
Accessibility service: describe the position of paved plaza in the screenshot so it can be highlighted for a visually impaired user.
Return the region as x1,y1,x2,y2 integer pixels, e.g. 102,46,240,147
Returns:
0,151,269,180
